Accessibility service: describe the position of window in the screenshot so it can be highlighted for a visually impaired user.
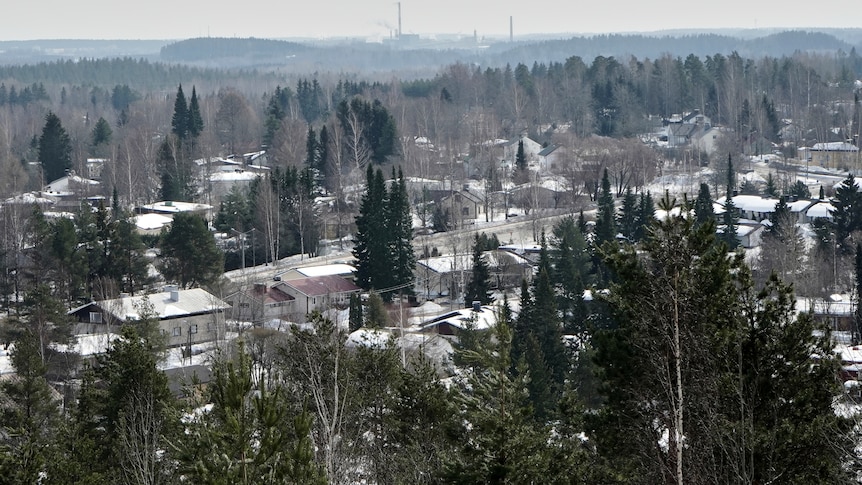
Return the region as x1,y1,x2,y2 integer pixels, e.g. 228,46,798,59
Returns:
89,312,102,323
240,302,250,308
189,324,198,334
172,327,181,337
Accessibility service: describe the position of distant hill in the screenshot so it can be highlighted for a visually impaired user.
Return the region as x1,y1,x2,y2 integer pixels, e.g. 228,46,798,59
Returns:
1,30,860,75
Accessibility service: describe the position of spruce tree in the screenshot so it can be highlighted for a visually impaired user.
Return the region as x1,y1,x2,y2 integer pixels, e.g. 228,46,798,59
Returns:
171,84,188,139
693,182,714,228
464,234,493,307
187,86,204,138
594,168,616,245
617,186,639,242
831,173,862,248
354,166,390,293
386,168,415,299
38,111,73,182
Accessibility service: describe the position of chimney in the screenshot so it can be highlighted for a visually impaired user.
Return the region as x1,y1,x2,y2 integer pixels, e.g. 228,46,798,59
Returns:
472,300,481,312
163,284,180,302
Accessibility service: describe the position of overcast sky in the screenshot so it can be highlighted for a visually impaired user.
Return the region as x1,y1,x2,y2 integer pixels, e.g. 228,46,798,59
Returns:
4,0,861,41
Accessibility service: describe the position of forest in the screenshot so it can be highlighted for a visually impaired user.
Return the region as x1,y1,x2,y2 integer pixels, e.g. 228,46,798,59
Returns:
2,34,862,483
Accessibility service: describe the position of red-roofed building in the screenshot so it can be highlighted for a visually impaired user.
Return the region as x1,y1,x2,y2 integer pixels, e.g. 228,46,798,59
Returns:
278,275,361,318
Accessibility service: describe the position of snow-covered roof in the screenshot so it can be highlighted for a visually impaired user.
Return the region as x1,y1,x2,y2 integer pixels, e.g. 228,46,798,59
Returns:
70,287,230,322
292,264,356,278
732,195,780,213
139,201,212,214
135,213,173,231
806,202,835,219
420,305,499,332
4,192,55,205
811,142,858,152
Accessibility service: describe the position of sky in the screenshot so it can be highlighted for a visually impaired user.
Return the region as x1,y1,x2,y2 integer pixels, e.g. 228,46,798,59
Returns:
3,0,861,41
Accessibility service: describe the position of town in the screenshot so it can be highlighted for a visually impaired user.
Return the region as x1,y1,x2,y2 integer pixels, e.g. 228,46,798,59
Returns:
2,31,862,483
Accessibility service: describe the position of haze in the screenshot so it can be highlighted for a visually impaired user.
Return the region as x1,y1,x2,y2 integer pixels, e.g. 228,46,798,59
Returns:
5,0,861,41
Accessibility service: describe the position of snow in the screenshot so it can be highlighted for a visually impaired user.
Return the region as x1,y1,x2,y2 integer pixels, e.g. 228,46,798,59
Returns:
346,328,393,349
209,171,263,182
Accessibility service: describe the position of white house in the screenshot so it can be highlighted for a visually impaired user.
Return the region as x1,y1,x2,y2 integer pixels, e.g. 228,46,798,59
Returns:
69,286,230,348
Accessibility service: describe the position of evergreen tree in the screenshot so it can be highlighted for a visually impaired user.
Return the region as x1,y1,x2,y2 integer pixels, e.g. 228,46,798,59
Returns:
764,172,778,197
693,182,714,228
464,234,493,306
0,327,60,484
758,196,806,286
171,84,188,140
831,173,862,248
187,86,204,138
591,194,854,483
159,212,224,288
617,186,639,242
353,166,390,293
305,125,318,169
386,168,415,299
789,180,811,199
348,293,363,332
551,216,591,335
179,341,325,484
513,265,566,419
515,139,527,172
443,310,553,483
90,116,112,154
594,168,616,245
38,111,73,182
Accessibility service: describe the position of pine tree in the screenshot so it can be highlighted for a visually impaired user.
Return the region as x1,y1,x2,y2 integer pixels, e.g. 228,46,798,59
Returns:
179,340,325,484
159,212,224,288
464,234,493,306
38,111,73,182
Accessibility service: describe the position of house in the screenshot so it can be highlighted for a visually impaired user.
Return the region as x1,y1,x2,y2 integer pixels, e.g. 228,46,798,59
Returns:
736,222,764,248
809,142,859,169
227,282,296,325
416,249,533,301
440,187,485,227
69,286,230,348
276,263,356,281
134,213,173,236
537,144,571,171
137,200,213,221
731,195,780,222
41,172,102,210
797,295,855,334
276,275,361,318
665,111,712,148
419,304,499,336
502,134,542,166
510,181,564,210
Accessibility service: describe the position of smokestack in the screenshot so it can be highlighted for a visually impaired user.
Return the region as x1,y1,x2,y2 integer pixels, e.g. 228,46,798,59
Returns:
398,2,402,38
510,16,513,42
